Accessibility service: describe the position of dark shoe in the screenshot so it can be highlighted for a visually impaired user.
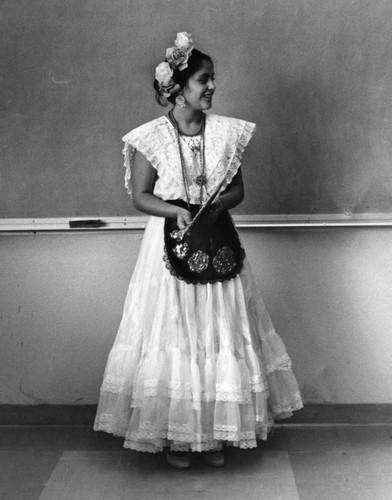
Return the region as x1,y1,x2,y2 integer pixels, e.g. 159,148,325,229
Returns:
165,448,191,470
203,450,225,467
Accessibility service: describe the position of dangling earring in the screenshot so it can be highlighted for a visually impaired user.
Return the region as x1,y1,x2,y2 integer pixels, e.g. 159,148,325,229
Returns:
175,95,186,108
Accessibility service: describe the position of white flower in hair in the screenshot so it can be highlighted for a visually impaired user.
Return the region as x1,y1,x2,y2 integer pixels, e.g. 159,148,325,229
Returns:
155,62,173,86
166,47,190,71
155,62,180,98
174,32,193,52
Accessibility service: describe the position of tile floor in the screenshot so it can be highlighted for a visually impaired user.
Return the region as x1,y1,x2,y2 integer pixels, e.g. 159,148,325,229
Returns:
0,425,391,500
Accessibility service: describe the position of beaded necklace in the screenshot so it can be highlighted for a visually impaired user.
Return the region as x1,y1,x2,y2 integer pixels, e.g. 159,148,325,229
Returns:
168,110,207,207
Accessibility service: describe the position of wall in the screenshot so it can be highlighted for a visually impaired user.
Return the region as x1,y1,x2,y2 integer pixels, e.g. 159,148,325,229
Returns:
1,228,392,405
2,0,392,410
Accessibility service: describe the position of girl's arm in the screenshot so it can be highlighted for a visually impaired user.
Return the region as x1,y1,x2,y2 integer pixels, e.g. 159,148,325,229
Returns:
217,168,244,210
132,150,192,229
203,168,244,223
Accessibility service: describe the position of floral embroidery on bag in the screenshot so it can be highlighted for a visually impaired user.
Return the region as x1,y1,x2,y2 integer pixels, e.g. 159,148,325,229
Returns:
173,243,190,260
212,246,236,274
188,250,209,273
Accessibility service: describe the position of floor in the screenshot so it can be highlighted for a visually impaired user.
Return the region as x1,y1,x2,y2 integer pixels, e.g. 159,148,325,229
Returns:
0,425,391,500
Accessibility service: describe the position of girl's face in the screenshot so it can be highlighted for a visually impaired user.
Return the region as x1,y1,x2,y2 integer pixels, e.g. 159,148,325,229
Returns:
182,60,216,111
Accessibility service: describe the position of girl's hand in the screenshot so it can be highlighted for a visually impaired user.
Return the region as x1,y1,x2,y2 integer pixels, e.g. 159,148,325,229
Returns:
176,208,192,230
201,198,224,225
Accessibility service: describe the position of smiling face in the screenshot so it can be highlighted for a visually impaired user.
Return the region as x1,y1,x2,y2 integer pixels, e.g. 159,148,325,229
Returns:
182,59,216,111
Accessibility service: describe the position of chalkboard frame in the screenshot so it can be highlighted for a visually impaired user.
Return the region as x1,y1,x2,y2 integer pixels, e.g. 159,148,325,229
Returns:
1,213,392,233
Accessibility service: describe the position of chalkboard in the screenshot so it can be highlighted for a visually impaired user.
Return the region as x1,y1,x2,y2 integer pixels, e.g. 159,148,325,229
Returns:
1,0,392,218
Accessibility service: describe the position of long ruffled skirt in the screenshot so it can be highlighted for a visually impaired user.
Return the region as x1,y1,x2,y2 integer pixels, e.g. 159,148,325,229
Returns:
94,216,303,453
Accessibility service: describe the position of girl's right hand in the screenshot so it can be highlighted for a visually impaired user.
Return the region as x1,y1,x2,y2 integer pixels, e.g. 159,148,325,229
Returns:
176,208,192,230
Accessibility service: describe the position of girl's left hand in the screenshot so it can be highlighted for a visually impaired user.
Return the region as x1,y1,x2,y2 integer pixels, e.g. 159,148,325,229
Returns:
202,199,224,225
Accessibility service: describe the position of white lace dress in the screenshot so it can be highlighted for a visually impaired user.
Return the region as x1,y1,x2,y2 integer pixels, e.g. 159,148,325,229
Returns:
93,114,303,453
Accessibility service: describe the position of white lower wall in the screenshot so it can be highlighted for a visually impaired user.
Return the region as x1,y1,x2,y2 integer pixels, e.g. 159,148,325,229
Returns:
1,227,392,405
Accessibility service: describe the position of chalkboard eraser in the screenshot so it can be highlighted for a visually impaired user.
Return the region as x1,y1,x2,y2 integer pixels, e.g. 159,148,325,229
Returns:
69,219,102,228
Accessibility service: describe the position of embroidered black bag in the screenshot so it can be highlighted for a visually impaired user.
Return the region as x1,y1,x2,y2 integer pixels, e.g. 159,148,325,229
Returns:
164,199,245,285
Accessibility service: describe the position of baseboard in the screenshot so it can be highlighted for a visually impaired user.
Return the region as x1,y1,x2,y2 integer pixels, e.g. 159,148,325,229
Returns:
278,403,392,425
0,405,97,426
1,404,392,426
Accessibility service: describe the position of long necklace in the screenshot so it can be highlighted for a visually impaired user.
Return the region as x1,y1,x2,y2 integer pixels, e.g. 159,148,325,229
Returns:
168,110,206,206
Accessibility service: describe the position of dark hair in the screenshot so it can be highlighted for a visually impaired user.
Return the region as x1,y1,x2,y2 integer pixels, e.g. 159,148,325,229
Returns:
154,49,213,107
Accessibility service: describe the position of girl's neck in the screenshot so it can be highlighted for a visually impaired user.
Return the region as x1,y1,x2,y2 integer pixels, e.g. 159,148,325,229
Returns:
171,107,204,135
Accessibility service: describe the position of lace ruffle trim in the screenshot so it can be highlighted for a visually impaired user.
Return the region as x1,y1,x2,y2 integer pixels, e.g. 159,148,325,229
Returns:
266,353,292,374
272,394,304,418
99,351,294,398
100,376,270,403
94,415,272,453
122,138,161,197
122,141,132,195
218,120,256,194
130,388,268,409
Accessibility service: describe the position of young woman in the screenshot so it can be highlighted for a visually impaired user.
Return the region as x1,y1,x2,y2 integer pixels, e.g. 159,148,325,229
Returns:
94,32,303,469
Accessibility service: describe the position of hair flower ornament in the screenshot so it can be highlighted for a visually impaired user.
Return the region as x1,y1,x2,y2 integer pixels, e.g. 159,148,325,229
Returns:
166,47,190,71
174,32,193,52
155,62,180,98
155,32,194,98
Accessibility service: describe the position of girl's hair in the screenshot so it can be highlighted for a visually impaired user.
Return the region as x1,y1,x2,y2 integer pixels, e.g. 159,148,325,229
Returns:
154,49,213,107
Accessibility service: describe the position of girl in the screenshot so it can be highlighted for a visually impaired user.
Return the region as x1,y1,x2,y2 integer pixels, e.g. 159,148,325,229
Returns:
94,32,303,469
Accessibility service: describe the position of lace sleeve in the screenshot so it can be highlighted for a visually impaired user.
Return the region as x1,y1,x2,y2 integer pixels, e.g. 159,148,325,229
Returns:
215,118,256,195
231,120,256,181
239,121,256,154
121,120,162,197
122,139,133,196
